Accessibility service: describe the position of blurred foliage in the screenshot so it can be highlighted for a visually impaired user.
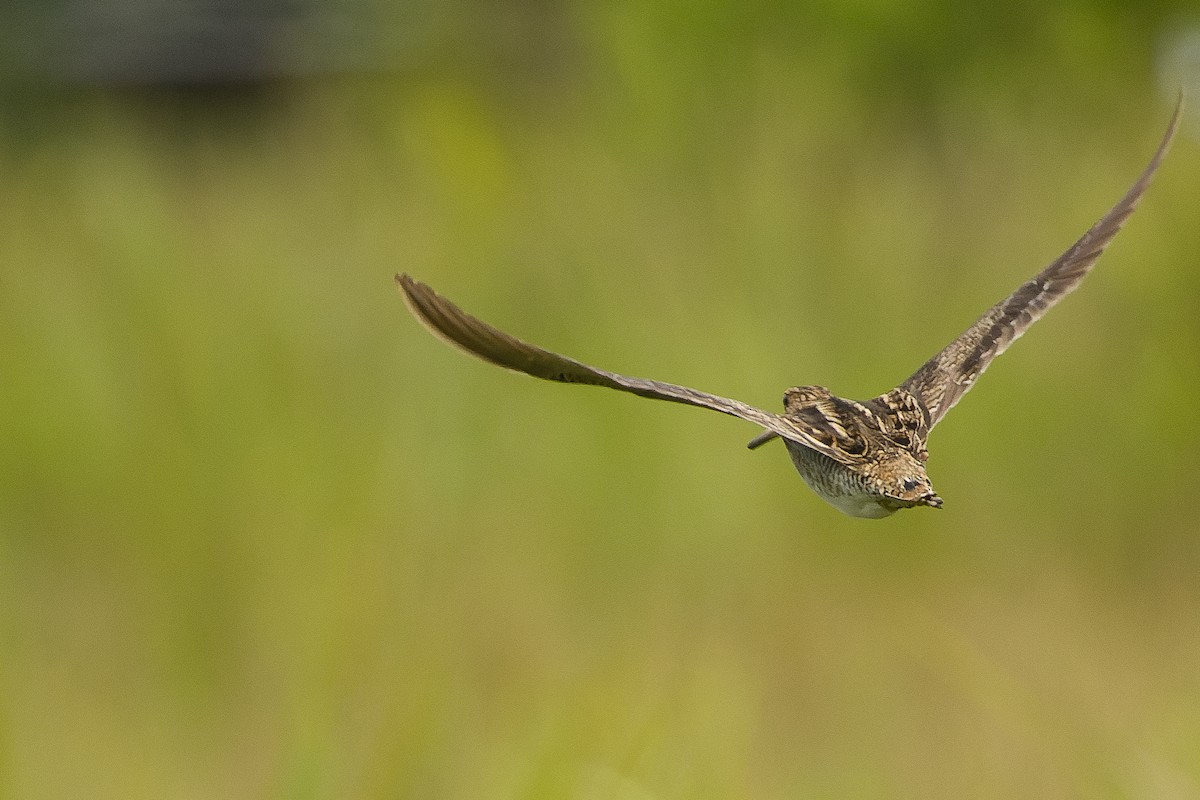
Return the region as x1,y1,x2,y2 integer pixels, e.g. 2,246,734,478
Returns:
1,1,1200,798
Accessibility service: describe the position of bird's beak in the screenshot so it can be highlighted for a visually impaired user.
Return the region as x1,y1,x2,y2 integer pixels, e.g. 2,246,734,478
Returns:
923,493,944,509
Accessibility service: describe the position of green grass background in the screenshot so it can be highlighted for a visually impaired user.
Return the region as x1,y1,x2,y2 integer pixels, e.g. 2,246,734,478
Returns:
2,3,1200,797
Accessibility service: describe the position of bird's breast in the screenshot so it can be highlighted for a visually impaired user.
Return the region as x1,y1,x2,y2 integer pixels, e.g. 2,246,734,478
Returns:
782,441,897,519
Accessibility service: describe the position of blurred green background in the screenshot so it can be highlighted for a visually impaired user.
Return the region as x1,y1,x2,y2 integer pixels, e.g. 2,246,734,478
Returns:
2,1,1200,797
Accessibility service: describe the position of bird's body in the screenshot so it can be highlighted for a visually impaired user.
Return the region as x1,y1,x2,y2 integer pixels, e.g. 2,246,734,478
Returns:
397,98,1182,517
785,445,906,519
773,386,937,517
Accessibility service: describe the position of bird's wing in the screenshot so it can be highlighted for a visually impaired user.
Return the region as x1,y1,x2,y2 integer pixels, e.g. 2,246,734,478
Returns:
900,94,1183,430
398,275,859,463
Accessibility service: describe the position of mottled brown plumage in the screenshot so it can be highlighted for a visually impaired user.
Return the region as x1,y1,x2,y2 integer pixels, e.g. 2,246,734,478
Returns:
397,97,1182,517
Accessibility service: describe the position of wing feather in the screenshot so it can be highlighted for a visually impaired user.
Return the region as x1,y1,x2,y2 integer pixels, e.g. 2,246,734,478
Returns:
901,94,1183,429
397,274,858,463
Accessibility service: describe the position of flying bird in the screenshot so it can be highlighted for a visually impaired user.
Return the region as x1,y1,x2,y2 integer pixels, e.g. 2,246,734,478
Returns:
397,97,1182,517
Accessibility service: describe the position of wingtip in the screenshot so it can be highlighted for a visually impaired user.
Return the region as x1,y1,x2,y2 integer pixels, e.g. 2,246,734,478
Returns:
1157,89,1186,159
395,273,434,330
1168,87,1186,132
395,273,432,311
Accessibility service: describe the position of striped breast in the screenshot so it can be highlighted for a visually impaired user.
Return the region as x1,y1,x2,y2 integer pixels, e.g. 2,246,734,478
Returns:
782,440,897,519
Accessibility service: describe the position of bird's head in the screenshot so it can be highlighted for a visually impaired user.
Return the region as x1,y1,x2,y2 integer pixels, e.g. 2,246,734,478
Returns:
870,450,943,511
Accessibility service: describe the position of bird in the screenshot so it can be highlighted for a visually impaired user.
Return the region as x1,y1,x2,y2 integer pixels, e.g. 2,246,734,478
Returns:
396,96,1182,518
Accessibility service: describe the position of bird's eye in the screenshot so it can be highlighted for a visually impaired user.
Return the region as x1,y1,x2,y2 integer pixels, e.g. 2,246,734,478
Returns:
902,478,920,491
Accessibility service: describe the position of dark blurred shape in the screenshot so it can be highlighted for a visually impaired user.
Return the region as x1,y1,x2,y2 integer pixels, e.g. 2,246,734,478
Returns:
0,0,579,146
0,0,425,87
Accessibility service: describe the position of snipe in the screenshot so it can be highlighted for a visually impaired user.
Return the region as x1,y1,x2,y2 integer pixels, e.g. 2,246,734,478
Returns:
397,98,1182,517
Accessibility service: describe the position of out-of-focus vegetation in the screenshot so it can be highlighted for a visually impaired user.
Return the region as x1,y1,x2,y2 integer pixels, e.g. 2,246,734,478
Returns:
1,2,1199,797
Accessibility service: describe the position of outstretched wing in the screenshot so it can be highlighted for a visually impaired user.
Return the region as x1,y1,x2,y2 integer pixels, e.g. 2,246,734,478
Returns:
901,94,1183,430
397,274,858,464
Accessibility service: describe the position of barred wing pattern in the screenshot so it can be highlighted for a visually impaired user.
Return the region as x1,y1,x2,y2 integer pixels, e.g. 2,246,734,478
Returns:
902,95,1183,429
397,275,858,464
